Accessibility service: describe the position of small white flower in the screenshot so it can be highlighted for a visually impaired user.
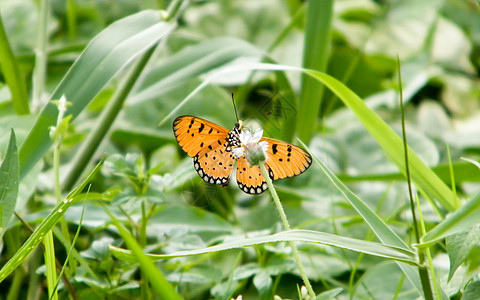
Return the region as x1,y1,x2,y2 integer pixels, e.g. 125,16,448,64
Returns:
232,128,269,166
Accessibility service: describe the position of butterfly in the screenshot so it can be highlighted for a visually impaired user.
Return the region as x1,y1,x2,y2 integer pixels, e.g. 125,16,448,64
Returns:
173,115,312,195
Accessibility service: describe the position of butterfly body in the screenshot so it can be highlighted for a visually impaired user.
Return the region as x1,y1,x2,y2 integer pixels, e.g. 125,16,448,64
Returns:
173,115,311,194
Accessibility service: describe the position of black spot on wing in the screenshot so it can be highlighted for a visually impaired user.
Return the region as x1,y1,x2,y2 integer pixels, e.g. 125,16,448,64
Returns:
272,144,278,154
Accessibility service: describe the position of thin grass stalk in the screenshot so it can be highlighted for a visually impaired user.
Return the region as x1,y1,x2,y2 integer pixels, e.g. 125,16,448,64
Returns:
259,163,315,299
398,61,420,245
416,196,440,299
62,46,156,191
446,144,459,208
66,0,77,40
0,14,29,114
5,228,24,300
32,0,50,111
43,232,58,300
52,98,75,277
51,200,87,299
140,200,150,300
27,249,42,300
398,59,433,299
296,0,333,143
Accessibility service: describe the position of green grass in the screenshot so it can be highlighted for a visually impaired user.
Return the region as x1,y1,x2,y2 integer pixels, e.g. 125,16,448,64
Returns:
0,1,479,299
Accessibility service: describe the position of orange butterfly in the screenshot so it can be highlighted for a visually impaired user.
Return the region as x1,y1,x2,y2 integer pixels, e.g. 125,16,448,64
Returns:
173,115,312,194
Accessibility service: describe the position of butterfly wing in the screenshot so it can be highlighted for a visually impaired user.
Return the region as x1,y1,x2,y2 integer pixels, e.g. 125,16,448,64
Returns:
173,115,234,185
236,157,269,194
261,137,312,180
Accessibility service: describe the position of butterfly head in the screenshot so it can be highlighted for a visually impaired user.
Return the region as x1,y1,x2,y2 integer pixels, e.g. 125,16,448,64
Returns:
234,120,244,131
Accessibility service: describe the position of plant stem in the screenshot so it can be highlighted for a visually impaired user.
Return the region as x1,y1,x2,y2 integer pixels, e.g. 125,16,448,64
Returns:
33,0,50,111
259,163,315,299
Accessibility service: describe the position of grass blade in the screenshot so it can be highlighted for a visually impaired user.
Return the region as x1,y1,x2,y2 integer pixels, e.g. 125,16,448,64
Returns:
420,192,480,247
0,14,29,114
0,129,19,234
110,229,417,265
296,0,333,142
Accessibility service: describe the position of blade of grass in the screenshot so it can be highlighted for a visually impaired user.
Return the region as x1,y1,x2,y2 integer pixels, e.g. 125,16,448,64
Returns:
420,192,480,247
296,0,333,143
43,231,57,300
109,229,417,265
0,129,19,237
101,203,182,300
19,10,175,179
0,159,103,282
50,199,87,299
66,0,76,40
0,14,29,114
397,58,433,299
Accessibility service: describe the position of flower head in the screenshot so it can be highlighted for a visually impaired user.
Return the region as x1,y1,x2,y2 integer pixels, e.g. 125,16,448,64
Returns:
232,128,269,166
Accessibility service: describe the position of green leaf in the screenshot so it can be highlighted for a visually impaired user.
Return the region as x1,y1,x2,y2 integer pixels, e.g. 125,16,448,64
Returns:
420,192,480,247
463,281,480,300
109,229,417,265
446,224,480,281
0,129,19,230
315,287,343,300
253,270,272,296
0,159,103,282
19,10,175,179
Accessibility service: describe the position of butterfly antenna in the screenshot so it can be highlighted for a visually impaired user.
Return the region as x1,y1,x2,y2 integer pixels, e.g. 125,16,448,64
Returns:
231,93,240,122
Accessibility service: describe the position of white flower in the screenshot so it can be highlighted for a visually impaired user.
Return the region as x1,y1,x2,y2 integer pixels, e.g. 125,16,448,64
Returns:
232,128,269,166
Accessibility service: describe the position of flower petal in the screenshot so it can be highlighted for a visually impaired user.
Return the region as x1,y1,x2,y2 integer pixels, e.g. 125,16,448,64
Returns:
252,129,263,143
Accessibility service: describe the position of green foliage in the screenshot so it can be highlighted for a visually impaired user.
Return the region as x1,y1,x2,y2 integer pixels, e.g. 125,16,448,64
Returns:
0,0,479,299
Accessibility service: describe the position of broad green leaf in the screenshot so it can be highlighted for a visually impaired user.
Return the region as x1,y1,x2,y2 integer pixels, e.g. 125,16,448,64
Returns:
109,229,417,265
0,129,19,230
19,10,175,179
446,224,480,281
463,281,480,300
103,205,182,300
420,192,480,247
0,159,103,282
